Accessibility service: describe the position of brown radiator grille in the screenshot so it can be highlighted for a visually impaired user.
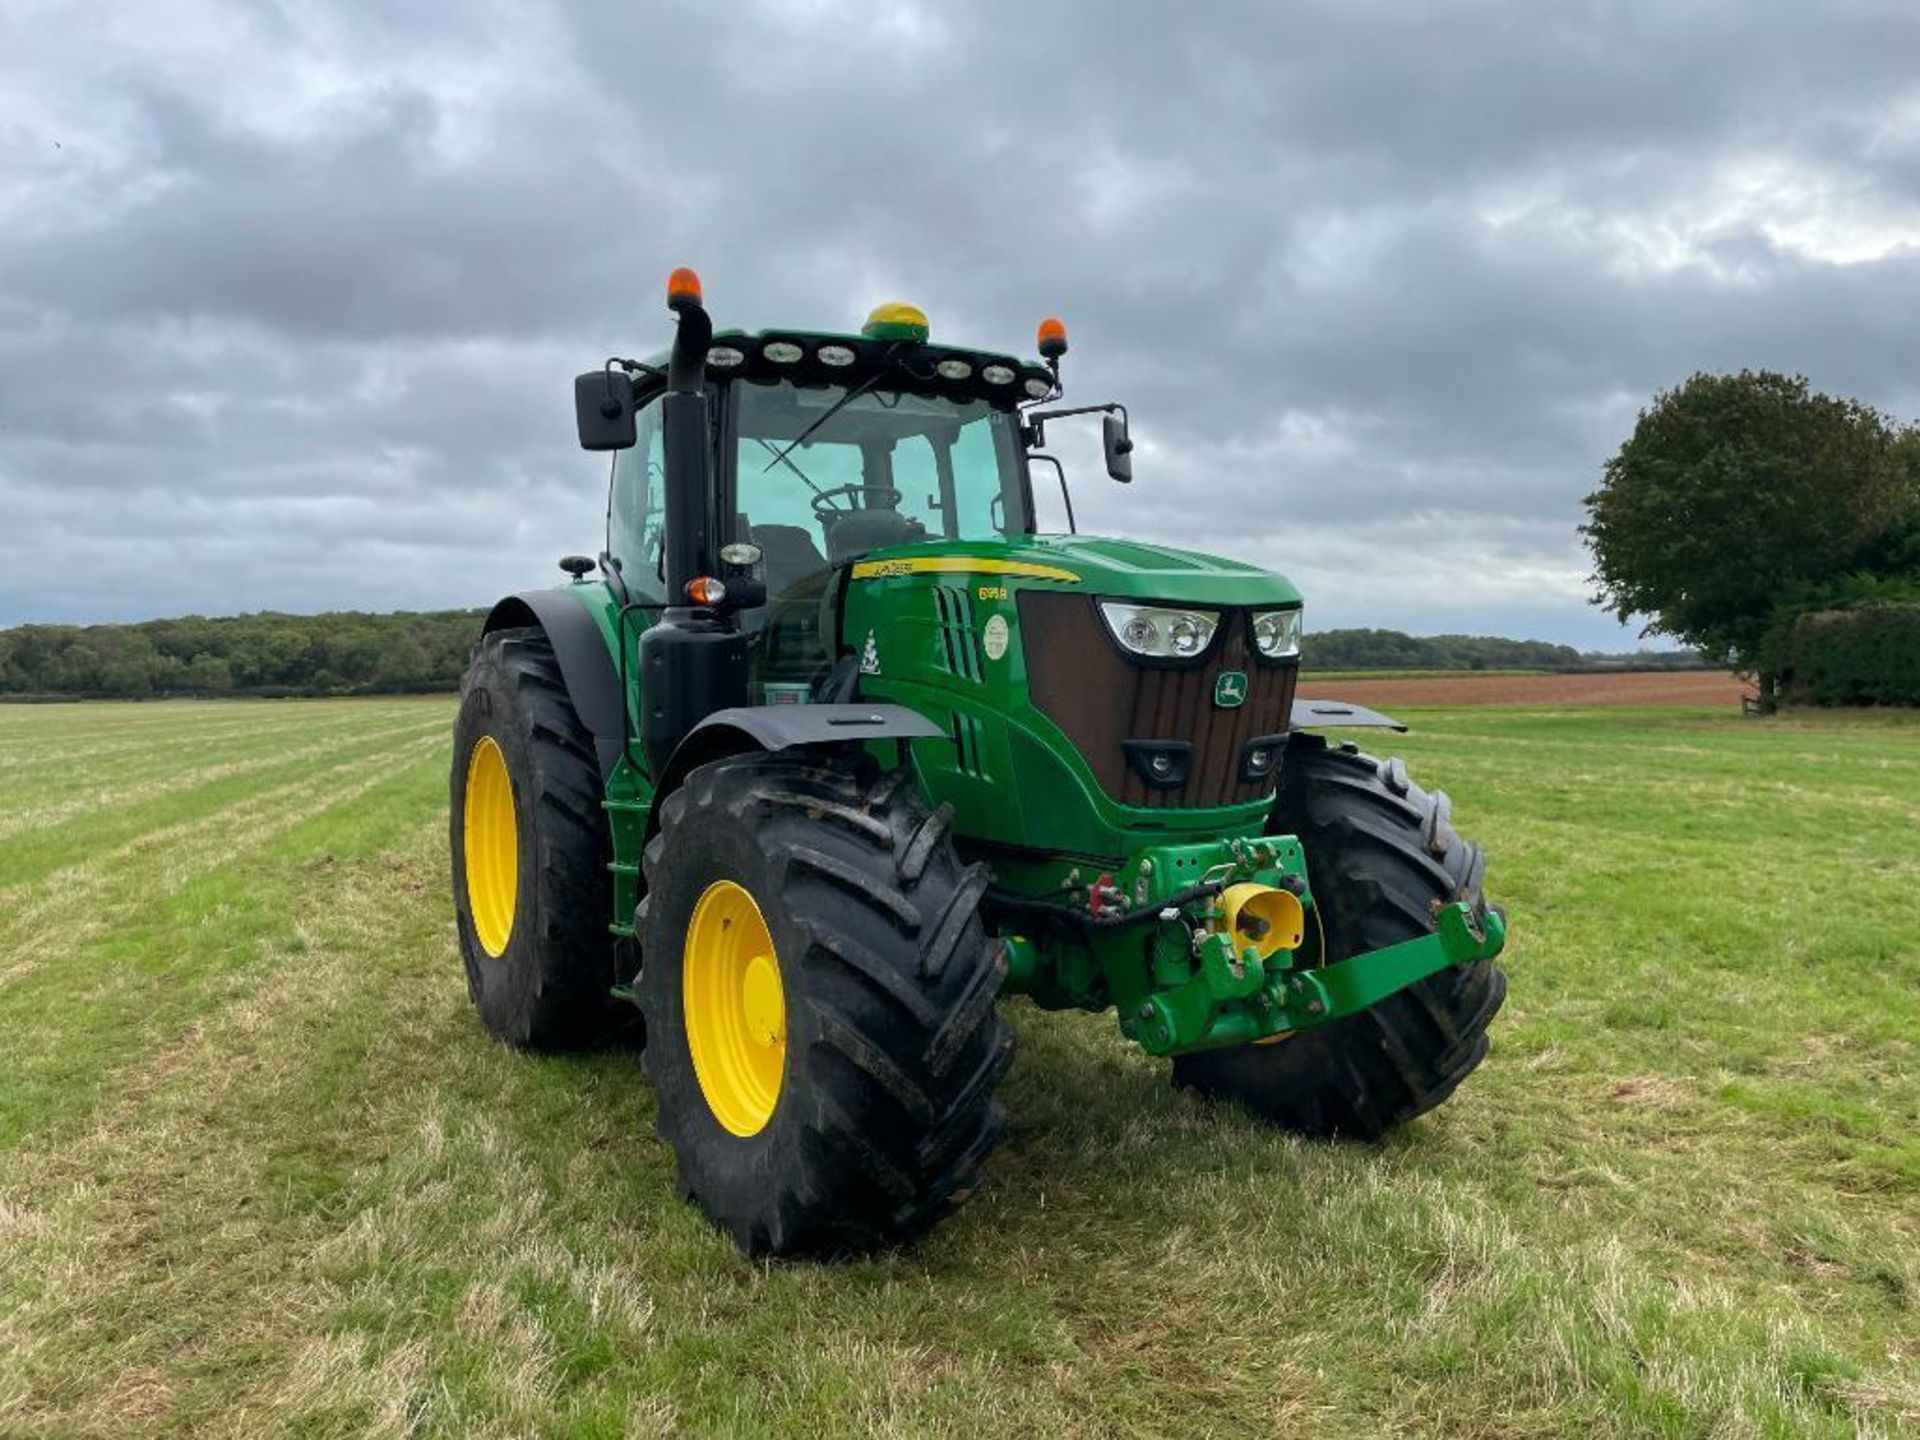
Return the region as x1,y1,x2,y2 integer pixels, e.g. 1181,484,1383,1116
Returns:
1018,591,1297,809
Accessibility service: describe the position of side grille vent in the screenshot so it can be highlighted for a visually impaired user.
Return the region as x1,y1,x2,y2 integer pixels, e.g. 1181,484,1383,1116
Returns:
950,711,987,777
931,584,983,683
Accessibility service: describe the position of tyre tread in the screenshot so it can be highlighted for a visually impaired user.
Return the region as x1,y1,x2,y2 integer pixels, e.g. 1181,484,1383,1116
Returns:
451,626,618,1051
638,751,1010,1257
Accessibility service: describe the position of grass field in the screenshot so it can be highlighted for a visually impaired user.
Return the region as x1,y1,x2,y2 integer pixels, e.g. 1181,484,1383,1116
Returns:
2,698,1917,1438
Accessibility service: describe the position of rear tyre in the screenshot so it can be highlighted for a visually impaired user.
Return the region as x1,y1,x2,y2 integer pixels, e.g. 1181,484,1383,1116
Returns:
1172,735,1507,1139
638,752,1012,1257
451,626,621,1049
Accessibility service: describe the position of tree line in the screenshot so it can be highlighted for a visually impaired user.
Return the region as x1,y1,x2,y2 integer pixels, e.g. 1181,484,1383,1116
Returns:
1302,629,1700,673
0,608,1695,701
0,611,485,699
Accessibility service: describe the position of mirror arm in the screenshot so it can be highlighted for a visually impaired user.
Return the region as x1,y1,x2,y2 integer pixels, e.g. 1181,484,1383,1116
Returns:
1024,402,1134,483
1025,402,1129,443
1026,402,1126,425
597,357,660,416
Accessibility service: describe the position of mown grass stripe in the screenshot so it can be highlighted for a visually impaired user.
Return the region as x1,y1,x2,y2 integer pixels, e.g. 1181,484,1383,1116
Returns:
0,724,439,924
0,713,447,844
0,743,450,1150
0,704,400,788
0,702,378,768
0,713,449,891
0,732,448,994
0,705,444,828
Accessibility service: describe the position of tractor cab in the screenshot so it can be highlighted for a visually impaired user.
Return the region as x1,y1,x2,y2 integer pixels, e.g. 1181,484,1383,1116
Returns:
603,306,1049,590
583,283,1131,746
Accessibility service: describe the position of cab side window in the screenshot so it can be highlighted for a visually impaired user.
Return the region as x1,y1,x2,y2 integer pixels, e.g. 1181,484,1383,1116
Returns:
607,397,666,601
890,435,942,536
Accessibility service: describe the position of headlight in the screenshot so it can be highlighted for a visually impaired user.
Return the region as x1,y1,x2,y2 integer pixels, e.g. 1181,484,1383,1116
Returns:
1252,608,1303,659
1100,602,1219,659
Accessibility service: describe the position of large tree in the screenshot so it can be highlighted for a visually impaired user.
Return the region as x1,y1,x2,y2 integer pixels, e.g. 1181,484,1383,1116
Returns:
1582,370,1912,704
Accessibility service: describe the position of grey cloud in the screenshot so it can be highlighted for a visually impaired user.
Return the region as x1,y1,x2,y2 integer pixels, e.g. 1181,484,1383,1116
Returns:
3,0,1918,640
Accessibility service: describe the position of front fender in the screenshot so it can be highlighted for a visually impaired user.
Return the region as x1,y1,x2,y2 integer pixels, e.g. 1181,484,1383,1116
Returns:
1290,698,1406,732
651,703,948,817
484,590,627,778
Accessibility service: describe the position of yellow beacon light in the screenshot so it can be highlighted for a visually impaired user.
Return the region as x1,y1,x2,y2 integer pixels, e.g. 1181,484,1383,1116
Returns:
861,301,930,343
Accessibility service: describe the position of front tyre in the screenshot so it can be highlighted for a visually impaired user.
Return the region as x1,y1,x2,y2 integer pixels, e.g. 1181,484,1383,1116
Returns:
638,753,1012,1257
450,626,620,1049
1172,735,1507,1139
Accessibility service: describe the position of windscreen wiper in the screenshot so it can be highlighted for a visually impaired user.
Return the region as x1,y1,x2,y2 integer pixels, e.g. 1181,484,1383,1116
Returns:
755,437,825,497
761,352,897,473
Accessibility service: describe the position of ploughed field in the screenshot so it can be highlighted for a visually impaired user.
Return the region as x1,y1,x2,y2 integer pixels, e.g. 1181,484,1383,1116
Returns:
1,698,1916,1438
1297,667,1751,708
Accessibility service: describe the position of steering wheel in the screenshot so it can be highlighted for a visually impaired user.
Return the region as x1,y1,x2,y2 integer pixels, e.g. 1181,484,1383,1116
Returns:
810,483,902,518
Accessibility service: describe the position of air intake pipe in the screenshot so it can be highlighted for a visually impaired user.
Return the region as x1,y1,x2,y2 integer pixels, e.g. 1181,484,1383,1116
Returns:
641,268,748,778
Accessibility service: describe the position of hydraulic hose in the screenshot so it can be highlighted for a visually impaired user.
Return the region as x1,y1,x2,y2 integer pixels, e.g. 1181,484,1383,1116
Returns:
983,879,1225,936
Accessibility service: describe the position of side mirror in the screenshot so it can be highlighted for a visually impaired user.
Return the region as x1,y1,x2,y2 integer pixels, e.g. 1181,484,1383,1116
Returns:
1103,410,1134,483
575,369,636,451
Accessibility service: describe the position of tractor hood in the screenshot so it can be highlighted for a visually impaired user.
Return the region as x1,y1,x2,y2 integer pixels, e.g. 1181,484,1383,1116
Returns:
851,534,1303,608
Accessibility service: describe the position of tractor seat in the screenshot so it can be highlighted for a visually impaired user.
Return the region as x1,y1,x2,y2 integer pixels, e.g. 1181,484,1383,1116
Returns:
752,523,830,599
823,509,927,564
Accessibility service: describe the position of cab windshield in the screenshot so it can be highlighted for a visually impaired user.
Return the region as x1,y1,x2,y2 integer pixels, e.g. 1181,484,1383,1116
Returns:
728,379,1030,593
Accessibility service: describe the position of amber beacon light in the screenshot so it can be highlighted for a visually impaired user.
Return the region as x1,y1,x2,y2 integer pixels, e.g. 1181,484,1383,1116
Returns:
666,266,704,311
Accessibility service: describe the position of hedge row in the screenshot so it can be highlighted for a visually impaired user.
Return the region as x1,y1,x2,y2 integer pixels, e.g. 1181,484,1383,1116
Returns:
1781,604,1920,706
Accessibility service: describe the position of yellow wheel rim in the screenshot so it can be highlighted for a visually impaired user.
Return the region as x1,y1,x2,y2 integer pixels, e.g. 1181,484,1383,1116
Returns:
684,879,786,1136
463,735,518,957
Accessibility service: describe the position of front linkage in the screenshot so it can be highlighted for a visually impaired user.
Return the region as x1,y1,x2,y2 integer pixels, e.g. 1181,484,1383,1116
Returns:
997,834,1507,1057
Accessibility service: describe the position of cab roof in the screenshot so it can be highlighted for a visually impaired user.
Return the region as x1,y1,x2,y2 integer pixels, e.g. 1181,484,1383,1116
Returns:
639,327,1057,407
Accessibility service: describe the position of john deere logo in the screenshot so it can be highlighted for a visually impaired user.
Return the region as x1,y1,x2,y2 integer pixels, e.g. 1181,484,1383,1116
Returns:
1213,670,1248,708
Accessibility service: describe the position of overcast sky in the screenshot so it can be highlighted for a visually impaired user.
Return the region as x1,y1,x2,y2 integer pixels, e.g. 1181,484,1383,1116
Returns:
4,2,1918,646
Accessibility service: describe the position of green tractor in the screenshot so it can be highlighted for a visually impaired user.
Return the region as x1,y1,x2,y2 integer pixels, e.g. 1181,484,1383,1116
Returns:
451,268,1508,1257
